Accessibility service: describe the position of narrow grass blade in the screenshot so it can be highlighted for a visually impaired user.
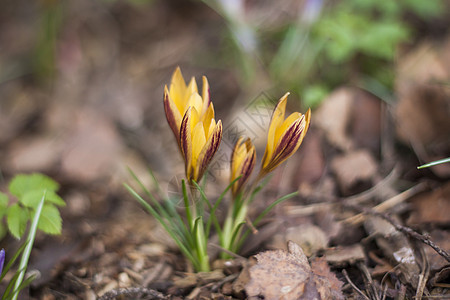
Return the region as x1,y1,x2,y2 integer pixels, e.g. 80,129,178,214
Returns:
127,168,169,218
417,157,450,169
8,270,40,300
204,176,243,239
124,184,198,267
127,169,189,239
2,267,24,299
229,222,245,253
147,167,162,194
11,191,45,300
0,242,28,281
237,191,298,252
247,175,272,205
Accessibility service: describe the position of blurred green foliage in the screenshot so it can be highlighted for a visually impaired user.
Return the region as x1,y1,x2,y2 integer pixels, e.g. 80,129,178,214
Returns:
33,0,63,81
207,0,446,108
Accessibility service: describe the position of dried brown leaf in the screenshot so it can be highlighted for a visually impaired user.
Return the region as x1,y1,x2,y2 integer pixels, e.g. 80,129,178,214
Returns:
408,182,450,225
331,149,378,194
245,241,344,299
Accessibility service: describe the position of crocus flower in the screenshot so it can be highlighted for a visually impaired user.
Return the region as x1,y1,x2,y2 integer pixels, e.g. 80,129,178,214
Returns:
180,105,222,183
0,248,4,275
164,67,211,147
260,92,311,175
230,137,256,197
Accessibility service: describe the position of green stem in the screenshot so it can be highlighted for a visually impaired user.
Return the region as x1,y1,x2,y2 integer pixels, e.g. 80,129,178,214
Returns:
221,195,248,258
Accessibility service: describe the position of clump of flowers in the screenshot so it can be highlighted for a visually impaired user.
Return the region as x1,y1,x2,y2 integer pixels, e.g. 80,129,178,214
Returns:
126,67,310,272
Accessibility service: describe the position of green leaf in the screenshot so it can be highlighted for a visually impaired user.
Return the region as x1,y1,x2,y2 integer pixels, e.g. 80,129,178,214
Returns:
20,190,65,208
6,204,29,239
9,173,59,198
37,205,62,235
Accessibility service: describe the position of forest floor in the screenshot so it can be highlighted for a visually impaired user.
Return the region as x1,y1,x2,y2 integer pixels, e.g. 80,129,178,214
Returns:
0,1,449,299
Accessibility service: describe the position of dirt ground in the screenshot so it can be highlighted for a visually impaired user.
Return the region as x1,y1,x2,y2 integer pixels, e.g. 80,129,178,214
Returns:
0,0,449,299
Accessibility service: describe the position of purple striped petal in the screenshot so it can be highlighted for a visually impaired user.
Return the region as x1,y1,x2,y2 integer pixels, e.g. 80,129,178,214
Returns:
196,120,223,182
164,86,181,143
264,116,306,173
180,107,193,179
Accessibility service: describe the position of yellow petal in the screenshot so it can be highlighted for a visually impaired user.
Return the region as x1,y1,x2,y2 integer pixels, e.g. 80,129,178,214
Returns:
274,112,301,145
231,137,246,180
201,76,210,116
230,137,256,196
186,93,204,117
263,93,289,168
196,120,222,182
170,67,188,114
206,118,216,140
189,106,200,129
192,121,207,170
187,77,198,97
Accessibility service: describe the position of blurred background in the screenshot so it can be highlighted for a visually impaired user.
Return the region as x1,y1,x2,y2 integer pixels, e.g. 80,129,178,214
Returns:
0,0,449,297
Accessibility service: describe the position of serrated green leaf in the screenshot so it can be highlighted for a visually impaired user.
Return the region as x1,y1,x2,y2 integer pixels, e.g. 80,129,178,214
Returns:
37,205,62,235
20,190,65,208
6,204,29,239
9,173,59,198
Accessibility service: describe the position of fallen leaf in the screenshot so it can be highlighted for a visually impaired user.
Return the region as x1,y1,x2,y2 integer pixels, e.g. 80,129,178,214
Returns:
315,87,354,151
269,224,329,257
245,241,344,299
407,182,450,225
323,244,366,267
331,149,378,195
310,257,345,300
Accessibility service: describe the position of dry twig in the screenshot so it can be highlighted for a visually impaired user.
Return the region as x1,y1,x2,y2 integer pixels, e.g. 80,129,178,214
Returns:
343,182,427,225
342,269,370,300
345,204,450,263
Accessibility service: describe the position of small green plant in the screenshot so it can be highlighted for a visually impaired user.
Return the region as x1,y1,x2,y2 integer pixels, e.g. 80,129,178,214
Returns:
126,68,310,271
1,191,47,299
0,173,65,241
0,174,64,298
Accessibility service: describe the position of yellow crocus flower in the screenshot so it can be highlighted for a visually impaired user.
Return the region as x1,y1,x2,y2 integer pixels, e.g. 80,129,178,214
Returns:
230,137,256,197
164,67,211,146
179,104,222,183
260,92,311,175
